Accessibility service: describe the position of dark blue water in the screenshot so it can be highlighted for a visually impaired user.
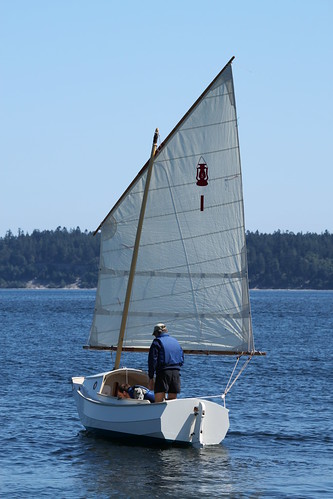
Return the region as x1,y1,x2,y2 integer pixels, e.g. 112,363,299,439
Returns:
0,289,332,498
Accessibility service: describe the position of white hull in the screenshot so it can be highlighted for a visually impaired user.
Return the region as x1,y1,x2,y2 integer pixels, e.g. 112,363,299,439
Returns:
72,368,229,447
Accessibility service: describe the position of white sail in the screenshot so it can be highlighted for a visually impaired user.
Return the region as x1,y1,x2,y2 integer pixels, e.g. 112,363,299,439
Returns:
88,61,254,353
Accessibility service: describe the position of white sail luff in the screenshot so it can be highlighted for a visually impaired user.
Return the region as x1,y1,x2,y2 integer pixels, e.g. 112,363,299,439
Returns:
89,60,254,353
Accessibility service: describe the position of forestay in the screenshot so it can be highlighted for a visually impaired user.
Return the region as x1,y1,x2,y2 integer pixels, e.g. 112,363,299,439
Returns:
88,59,255,354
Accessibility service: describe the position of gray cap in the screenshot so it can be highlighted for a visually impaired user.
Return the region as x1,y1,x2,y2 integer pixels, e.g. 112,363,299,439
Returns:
153,323,167,335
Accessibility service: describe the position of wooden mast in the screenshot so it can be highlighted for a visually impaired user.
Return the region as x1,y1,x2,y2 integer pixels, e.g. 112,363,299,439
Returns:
113,128,159,370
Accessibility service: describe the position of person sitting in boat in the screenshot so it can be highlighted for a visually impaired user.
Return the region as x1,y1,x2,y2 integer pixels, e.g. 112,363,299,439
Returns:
118,383,155,402
116,383,131,399
148,323,184,403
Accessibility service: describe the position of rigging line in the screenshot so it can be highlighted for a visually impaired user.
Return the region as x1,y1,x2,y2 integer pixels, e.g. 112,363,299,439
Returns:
224,355,240,392
224,355,253,396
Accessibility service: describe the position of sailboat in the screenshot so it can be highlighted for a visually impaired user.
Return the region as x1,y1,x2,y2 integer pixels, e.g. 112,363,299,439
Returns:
72,57,264,447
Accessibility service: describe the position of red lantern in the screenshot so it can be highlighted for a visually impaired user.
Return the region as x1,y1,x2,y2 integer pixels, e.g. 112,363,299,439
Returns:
196,162,208,186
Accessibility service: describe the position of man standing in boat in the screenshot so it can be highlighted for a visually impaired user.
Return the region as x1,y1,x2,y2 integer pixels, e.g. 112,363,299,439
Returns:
148,323,184,403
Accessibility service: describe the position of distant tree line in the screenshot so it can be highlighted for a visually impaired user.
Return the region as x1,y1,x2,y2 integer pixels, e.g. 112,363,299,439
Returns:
247,230,333,289
0,228,332,289
0,227,100,288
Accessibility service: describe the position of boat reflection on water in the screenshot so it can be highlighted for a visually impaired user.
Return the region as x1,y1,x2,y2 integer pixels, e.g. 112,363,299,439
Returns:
76,431,232,497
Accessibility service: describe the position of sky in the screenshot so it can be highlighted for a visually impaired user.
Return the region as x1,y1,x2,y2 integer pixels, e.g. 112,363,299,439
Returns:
1,0,332,237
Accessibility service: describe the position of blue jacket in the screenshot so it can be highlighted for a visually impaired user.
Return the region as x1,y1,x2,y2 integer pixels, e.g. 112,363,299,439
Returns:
127,385,155,402
148,333,184,379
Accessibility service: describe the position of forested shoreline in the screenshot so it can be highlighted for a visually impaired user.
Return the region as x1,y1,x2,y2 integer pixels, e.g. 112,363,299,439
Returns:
0,227,333,289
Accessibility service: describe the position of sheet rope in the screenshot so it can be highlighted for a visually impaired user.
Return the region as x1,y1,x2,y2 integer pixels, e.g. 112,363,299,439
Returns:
195,354,253,401
223,354,253,396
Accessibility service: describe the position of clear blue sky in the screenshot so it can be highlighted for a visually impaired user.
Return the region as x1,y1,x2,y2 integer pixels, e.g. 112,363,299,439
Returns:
1,0,332,237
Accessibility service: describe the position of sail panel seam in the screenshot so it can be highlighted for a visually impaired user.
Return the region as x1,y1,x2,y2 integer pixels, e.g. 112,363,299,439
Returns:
180,118,236,133
125,172,241,197
112,198,242,227
97,276,247,309
100,269,246,279
155,145,239,163
94,308,250,319
102,225,245,255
